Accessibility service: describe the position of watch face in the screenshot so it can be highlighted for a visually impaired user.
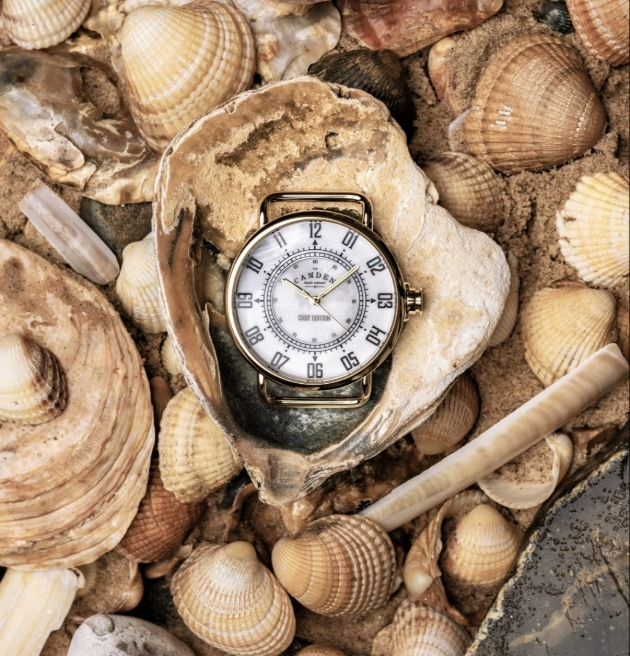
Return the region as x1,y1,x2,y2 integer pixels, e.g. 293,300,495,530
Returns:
226,212,402,388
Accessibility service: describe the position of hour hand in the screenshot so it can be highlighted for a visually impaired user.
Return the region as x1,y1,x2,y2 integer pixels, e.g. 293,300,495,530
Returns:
282,278,317,305
315,265,359,302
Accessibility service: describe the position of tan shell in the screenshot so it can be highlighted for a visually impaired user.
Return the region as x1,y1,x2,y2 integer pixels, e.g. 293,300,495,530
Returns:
116,234,166,334
172,541,295,656
488,251,519,347
121,0,255,151
149,375,173,427
0,332,66,425
557,172,629,288
411,372,479,455
158,386,242,503
161,335,183,377
271,514,396,617
296,647,346,656
389,599,471,656
618,294,629,360
566,0,629,66
421,152,505,231
521,280,617,387
428,37,457,104
1,0,90,49
465,34,606,174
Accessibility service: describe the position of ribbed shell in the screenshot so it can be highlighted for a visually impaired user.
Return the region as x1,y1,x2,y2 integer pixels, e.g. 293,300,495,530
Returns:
389,599,471,656
171,542,295,656
617,295,629,360
557,172,629,288
411,372,479,455
271,514,396,617
521,280,617,386
566,0,629,66
534,0,574,34
158,386,242,503
1,0,90,49
116,234,166,334
161,335,182,377
422,152,505,231
0,333,66,425
297,647,346,656
488,251,520,347
121,0,255,151
465,34,606,174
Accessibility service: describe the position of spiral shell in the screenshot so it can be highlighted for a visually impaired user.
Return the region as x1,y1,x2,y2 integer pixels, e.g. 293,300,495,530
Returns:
161,335,182,377
557,172,629,288
488,251,520,347
272,514,396,617
521,280,617,386
465,34,606,174
0,332,66,425
121,0,255,151
1,0,90,49
172,542,295,656
617,294,629,361
297,647,345,656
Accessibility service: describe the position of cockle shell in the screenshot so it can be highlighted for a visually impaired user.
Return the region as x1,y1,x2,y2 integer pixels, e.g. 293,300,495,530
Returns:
116,233,166,334
121,0,255,151
297,647,346,656
272,514,396,617
411,372,480,455
0,332,66,425
487,251,519,347
159,386,242,503
521,280,617,387
465,34,607,174
617,294,629,360
172,541,295,656
421,152,505,231
557,172,629,288
1,0,90,49
161,335,183,377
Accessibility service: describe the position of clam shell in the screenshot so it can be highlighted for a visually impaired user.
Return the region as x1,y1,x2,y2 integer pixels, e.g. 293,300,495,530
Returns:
0,332,66,425
161,336,183,377
465,34,606,174
1,0,90,49
172,542,295,656
116,233,166,334
271,514,396,617
411,372,479,455
421,152,505,231
617,294,629,360
556,172,629,288
158,386,242,503
296,647,345,656
521,280,617,387
488,251,519,347
121,0,255,151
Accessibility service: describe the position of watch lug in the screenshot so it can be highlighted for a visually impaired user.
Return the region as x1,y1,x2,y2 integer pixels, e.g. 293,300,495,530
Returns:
404,283,423,320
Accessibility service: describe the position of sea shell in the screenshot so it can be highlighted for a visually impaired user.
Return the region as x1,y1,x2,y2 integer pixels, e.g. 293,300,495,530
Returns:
521,280,617,387
617,294,629,360
566,0,629,66
172,541,295,656
309,49,416,137
428,36,457,106
149,375,173,426
297,647,345,656
116,233,166,334
556,172,629,288
161,335,183,377
411,372,479,455
487,251,519,347
421,152,505,231
159,386,242,503
534,0,574,33
271,514,396,617
0,332,66,425
1,0,90,49
120,0,256,151
465,34,607,174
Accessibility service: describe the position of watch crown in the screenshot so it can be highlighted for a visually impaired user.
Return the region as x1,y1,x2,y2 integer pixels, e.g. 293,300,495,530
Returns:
405,285,423,318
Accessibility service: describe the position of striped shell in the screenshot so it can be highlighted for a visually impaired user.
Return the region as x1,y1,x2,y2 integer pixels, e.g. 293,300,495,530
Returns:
172,542,295,656
296,647,346,656
161,336,182,377
271,514,396,617
0,333,66,425
465,34,606,174
488,251,520,347
121,0,255,151
521,280,617,386
557,172,629,288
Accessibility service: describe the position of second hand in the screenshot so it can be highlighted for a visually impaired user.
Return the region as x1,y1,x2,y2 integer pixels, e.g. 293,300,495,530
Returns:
316,299,350,334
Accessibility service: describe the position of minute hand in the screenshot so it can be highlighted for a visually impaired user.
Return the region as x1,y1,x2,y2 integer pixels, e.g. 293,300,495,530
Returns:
315,265,359,302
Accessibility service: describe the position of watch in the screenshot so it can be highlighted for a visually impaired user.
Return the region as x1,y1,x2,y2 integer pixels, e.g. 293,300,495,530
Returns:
224,192,423,408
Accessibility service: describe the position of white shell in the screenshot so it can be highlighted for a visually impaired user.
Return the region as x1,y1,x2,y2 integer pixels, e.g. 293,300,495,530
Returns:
161,335,182,376
488,251,520,347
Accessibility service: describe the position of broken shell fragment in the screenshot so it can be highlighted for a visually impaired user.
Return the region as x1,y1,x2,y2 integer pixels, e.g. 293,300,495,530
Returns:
161,335,182,377
617,295,629,360
534,0,574,33
0,332,66,425
428,36,457,105
172,541,296,656
488,251,519,347
297,647,346,656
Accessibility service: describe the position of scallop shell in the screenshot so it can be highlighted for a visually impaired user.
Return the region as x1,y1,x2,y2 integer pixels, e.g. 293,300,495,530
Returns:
161,336,183,377
0,332,66,425
158,386,242,503
389,599,471,656
421,152,505,231
1,0,90,49
534,0,574,33
172,542,295,656
521,280,617,386
487,251,519,347
566,0,629,66
121,0,255,151
116,234,166,334
617,294,629,360
556,172,629,288
296,647,346,656
465,34,606,174
271,514,396,617
411,372,479,455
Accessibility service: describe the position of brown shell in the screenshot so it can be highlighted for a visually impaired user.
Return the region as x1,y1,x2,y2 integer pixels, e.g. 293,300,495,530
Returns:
617,295,629,361
296,647,346,656
487,251,520,347
465,34,606,174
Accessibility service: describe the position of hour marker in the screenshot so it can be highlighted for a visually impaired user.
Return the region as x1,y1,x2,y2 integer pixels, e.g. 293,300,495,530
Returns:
273,231,287,248
367,256,386,275
366,325,387,346
270,352,290,369
246,256,263,274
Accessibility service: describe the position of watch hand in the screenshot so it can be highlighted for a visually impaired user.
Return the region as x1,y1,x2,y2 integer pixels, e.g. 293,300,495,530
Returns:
315,302,350,333
315,265,359,302
282,278,317,305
